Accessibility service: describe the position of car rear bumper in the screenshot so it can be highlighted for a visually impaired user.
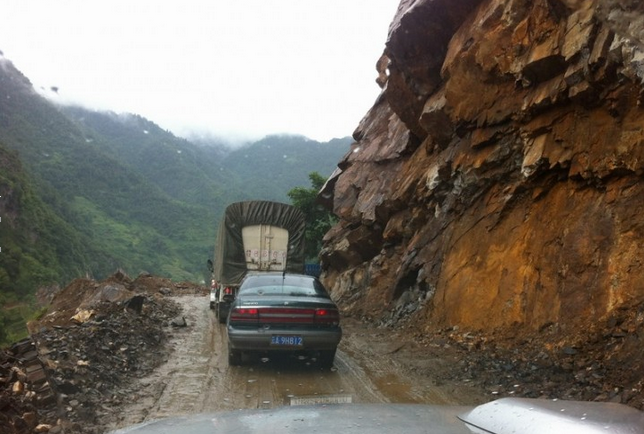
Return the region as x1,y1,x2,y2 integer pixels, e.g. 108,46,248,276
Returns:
228,326,342,351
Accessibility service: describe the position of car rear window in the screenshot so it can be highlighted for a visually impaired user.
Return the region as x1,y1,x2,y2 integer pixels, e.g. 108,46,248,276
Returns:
239,275,330,297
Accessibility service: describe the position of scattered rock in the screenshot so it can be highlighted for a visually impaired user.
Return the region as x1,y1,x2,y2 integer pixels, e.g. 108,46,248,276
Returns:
375,300,644,410
125,295,145,314
170,316,188,327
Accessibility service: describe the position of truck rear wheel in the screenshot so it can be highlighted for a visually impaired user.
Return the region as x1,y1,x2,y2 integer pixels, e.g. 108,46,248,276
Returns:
217,304,227,324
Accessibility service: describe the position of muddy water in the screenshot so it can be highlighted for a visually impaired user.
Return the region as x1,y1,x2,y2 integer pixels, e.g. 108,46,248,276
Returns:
106,295,470,431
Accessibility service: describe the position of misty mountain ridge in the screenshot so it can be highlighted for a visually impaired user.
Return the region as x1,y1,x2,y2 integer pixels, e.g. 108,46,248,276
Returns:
59,105,350,204
0,55,350,320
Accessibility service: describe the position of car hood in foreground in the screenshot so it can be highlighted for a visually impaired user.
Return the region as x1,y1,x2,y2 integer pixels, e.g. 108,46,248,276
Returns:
109,398,644,434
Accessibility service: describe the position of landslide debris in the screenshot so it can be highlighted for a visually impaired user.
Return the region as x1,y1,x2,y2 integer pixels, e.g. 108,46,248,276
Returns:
0,271,206,434
374,300,644,411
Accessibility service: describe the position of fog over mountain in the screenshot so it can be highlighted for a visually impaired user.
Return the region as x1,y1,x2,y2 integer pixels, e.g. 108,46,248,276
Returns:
0,1,397,143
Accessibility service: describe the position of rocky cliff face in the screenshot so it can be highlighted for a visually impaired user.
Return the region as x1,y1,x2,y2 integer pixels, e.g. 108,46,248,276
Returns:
320,0,644,337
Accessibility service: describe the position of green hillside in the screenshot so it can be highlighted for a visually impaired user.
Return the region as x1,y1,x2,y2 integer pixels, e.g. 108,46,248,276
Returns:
60,107,243,210
0,142,103,343
0,57,350,289
62,106,351,205
0,143,95,292
0,59,214,282
4,67,210,273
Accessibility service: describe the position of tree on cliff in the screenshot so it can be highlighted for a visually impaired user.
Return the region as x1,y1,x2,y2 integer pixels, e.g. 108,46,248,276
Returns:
287,172,336,262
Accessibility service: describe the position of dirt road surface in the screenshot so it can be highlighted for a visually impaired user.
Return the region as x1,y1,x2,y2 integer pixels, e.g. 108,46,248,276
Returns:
105,295,487,431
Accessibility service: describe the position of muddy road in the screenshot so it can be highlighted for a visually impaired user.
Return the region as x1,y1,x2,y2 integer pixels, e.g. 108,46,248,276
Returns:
106,295,486,431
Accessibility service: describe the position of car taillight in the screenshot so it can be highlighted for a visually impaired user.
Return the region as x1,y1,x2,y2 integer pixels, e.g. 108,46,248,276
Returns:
314,308,340,325
229,307,259,323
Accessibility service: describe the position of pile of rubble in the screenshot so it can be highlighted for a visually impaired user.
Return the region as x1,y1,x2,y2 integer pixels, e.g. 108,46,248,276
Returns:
0,271,204,434
0,339,56,433
399,302,644,410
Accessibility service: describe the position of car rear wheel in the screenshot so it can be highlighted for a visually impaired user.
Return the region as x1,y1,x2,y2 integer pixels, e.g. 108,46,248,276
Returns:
318,349,336,368
228,348,242,366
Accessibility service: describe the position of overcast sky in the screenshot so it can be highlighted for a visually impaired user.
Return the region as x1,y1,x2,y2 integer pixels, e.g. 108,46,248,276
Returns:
1,1,398,143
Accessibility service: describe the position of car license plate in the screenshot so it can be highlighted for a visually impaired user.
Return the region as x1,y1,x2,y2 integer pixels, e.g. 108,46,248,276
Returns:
271,335,303,346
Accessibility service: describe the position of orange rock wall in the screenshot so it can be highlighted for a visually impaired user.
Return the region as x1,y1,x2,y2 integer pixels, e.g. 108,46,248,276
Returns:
320,0,644,334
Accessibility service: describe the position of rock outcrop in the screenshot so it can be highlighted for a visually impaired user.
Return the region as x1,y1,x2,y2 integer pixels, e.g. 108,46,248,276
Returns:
320,0,644,339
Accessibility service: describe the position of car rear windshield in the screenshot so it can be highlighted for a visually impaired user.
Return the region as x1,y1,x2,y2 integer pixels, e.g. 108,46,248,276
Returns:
239,275,330,298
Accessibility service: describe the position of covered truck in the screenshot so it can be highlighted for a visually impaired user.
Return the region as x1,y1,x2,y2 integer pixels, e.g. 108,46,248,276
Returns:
208,200,306,323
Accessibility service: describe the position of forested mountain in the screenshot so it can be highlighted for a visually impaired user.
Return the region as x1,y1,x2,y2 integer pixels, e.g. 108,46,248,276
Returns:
0,143,95,292
222,135,350,202
0,59,214,283
0,55,349,309
60,107,241,210
61,107,350,205
0,142,106,342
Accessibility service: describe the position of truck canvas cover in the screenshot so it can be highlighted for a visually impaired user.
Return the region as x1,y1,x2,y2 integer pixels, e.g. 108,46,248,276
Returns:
213,201,306,285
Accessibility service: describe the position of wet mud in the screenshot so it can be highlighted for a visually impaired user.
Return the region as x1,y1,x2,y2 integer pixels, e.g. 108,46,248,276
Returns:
106,295,485,431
